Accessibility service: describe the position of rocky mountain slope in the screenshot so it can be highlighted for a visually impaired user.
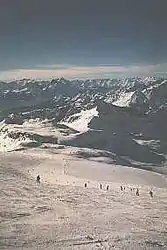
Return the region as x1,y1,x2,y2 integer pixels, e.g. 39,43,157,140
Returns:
1,77,167,171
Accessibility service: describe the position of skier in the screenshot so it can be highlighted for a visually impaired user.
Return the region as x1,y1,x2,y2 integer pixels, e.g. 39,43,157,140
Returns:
120,185,123,191
36,175,40,183
100,183,102,190
106,185,109,191
149,190,153,198
84,183,87,188
136,188,139,196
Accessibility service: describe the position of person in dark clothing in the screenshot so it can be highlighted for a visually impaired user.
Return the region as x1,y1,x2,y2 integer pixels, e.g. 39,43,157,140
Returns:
84,183,87,188
149,190,153,198
106,185,109,191
36,175,40,183
120,185,123,191
100,183,102,190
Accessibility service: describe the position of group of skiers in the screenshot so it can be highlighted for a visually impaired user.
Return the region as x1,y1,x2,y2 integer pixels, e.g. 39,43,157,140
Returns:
36,175,154,198
84,182,110,191
120,185,153,198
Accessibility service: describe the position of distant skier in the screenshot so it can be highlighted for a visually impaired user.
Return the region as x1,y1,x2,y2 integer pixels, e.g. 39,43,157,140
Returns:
149,190,153,198
36,175,40,184
124,187,126,190
100,183,102,190
106,185,109,191
136,188,139,196
84,183,87,188
120,186,123,191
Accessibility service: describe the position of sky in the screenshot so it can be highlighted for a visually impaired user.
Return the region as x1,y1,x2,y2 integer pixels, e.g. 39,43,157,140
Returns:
0,0,167,80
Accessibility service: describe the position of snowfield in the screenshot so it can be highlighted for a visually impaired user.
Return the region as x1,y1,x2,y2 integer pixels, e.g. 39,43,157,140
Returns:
112,92,135,107
59,107,99,132
1,146,167,250
0,119,61,152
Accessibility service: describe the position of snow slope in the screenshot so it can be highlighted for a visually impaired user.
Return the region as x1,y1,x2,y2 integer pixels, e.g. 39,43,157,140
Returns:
112,91,148,107
0,119,61,152
0,122,32,152
60,107,99,132
0,147,167,249
112,91,135,107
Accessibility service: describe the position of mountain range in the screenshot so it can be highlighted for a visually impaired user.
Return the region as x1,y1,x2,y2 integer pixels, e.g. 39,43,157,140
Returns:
1,77,167,173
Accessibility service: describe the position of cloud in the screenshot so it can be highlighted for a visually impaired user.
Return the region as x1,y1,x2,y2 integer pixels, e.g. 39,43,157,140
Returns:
36,64,73,69
1,63,167,81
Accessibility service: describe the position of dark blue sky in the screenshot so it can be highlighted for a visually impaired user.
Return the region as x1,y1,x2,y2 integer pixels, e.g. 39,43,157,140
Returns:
0,0,167,79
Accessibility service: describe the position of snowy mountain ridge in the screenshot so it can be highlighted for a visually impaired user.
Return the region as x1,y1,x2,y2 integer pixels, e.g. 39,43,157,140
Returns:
1,77,167,171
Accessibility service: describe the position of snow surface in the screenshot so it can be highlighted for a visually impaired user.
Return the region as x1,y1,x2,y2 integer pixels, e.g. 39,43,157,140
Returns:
0,122,32,152
0,119,82,152
12,87,28,93
1,147,167,249
133,139,160,147
112,92,135,107
60,107,99,132
0,119,61,152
